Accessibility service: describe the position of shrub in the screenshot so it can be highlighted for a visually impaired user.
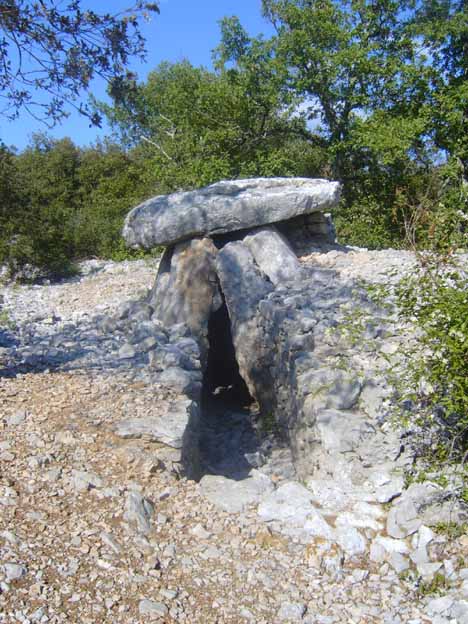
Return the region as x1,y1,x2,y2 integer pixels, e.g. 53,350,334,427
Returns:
394,254,468,467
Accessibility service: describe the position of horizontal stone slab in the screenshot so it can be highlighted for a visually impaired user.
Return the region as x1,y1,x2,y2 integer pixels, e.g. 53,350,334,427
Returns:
123,177,341,248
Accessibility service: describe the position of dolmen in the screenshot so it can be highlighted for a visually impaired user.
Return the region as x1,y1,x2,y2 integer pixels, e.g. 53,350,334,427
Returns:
123,177,340,362
122,177,355,478
121,177,468,537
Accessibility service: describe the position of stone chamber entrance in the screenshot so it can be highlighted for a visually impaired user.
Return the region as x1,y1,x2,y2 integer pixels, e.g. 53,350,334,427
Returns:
198,294,262,480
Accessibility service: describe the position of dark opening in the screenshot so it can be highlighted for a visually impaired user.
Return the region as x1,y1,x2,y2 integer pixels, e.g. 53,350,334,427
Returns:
203,298,253,409
199,294,259,479
211,228,253,250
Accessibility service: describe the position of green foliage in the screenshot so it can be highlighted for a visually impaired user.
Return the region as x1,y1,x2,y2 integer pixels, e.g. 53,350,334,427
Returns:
361,253,468,499
394,256,468,461
418,572,450,596
0,135,158,279
434,522,468,540
98,59,327,192
334,197,404,250
257,0,433,179
11,135,81,277
0,308,15,330
216,1,468,250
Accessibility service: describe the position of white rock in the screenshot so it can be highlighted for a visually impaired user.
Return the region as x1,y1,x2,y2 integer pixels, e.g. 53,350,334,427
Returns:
387,495,421,538
451,600,468,621
115,398,197,449
70,470,103,492
373,536,410,554
416,525,435,550
425,596,454,616
123,491,154,535
410,547,429,566
258,482,315,524
417,561,443,580
200,471,273,514
305,479,352,511
138,599,168,619
189,523,211,539
388,552,409,573
4,563,27,581
6,409,27,426
334,524,367,557
335,510,383,532
277,602,306,621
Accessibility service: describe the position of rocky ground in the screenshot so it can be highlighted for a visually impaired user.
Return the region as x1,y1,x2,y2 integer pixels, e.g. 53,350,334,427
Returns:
1,252,467,624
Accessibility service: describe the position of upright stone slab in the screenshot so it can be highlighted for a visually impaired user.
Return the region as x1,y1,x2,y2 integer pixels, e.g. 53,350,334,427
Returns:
149,237,221,363
215,241,274,402
123,177,341,248
243,225,302,285
276,212,337,253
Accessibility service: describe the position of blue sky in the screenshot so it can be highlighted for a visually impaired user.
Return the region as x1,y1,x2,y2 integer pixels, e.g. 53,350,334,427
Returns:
1,0,273,151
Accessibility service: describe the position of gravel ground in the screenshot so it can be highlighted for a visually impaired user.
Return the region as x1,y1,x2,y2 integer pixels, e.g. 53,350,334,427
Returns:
1,253,467,624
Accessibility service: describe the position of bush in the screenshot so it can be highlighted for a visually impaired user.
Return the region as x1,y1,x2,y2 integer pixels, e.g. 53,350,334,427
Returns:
334,197,404,249
394,255,468,466
0,136,159,280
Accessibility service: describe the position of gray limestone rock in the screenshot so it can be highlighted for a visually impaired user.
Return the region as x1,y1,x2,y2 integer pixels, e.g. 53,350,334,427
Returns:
257,482,330,537
215,240,274,400
333,524,367,557
3,563,27,582
117,343,136,359
114,396,201,479
115,398,198,449
299,367,362,410
138,599,169,619
123,491,154,535
242,225,302,285
148,344,199,372
387,482,468,538
70,470,103,492
314,409,374,454
123,177,341,248
148,238,220,363
277,212,337,250
5,409,27,426
158,366,202,398
277,602,307,621
199,471,274,513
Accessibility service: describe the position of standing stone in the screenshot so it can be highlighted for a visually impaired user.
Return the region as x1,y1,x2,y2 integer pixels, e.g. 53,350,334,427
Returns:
215,241,274,401
123,177,341,248
277,212,337,251
149,237,221,363
243,225,302,285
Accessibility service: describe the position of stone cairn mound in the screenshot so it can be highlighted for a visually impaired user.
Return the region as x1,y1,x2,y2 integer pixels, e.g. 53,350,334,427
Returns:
119,177,467,568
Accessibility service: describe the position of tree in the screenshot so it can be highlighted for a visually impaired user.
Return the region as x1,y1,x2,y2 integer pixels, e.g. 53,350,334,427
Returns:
256,1,432,183
11,134,82,274
100,59,326,192
76,140,147,258
0,141,23,264
415,0,468,178
216,1,466,249
0,1,159,126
